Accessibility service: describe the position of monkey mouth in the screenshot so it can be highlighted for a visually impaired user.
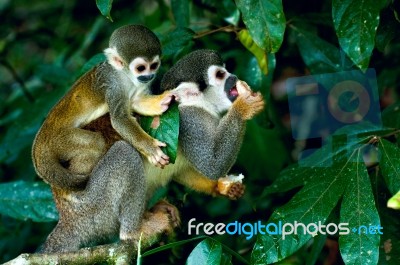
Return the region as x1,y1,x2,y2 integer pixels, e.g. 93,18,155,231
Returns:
138,74,155,83
227,84,239,101
224,75,239,102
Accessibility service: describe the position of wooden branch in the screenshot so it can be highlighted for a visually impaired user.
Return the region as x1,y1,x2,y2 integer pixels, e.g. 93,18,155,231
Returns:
4,233,164,265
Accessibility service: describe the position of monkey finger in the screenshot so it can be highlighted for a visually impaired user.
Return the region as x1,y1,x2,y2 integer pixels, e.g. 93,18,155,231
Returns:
155,140,167,147
158,158,169,167
161,94,173,105
155,152,170,166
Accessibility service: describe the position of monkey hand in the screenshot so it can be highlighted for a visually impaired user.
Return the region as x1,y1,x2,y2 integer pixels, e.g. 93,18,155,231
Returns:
150,199,181,228
216,174,246,200
158,91,174,114
233,81,265,120
132,91,174,116
129,200,180,245
145,139,170,168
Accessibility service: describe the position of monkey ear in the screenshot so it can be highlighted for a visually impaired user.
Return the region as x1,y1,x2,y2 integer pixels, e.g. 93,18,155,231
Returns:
104,47,125,70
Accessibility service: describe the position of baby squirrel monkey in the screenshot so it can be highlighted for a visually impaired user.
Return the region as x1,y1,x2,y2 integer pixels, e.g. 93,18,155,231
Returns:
32,25,172,191
39,50,265,254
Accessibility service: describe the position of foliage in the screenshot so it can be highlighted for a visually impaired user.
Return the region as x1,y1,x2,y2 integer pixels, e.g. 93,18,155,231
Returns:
1,0,400,264
140,103,180,163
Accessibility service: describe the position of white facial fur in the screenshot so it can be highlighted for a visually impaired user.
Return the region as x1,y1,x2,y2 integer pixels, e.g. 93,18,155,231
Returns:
173,65,234,117
128,55,160,76
204,65,233,115
173,82,203,105
128,55,160,87
104,47,160,88
104,47,124,70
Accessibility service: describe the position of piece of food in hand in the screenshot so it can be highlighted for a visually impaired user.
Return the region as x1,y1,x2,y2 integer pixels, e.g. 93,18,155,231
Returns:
217,173,245,195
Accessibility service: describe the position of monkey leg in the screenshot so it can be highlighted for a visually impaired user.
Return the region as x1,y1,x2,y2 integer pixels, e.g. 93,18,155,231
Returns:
174,168,246,200
44,141,147,253
131,91,173,116
173,168,218,196
54,128,107,175
76,140,147,243
39,221,83,253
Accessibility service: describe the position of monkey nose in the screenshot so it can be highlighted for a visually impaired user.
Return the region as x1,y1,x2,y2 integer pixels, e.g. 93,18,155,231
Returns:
138,74,155,83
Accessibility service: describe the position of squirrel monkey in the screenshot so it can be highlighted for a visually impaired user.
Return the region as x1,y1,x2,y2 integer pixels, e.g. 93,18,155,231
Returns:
39,50,264,253
32,25,172,192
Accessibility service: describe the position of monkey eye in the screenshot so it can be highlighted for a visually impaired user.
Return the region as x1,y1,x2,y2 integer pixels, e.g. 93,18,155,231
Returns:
136,65,146,72
150,62,159,70
216,70,225,79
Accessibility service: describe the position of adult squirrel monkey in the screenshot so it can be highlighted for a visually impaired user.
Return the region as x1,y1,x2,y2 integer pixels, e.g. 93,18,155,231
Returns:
39,50,265,253
32,25,172,191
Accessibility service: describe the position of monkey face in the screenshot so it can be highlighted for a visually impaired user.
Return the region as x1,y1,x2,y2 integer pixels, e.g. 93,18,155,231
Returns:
206,65,238,102
198,65,237,114
128,55,160,85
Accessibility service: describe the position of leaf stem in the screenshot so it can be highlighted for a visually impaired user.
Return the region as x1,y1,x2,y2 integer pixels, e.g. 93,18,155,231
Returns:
194,25,241,39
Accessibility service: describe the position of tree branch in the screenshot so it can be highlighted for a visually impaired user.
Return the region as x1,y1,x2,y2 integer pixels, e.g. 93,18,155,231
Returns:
4,233,164,265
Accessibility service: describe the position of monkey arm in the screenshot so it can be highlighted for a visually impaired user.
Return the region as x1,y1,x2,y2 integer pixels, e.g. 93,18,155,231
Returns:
179,106,246,180
105,88,155,155
131,91,172,116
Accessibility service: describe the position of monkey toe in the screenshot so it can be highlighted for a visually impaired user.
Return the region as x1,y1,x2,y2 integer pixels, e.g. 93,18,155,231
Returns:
227,183,245,200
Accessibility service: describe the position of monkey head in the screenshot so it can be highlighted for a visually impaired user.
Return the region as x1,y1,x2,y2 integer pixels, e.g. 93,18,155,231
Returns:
161,49,239,115
104,24,161,87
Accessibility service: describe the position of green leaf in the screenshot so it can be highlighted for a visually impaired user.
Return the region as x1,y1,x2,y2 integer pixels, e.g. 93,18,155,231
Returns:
140,103,179,163
220,253,233,265
186,238,222,265
0,181,58,222
79,53,106,76
339,149,380,265
171,0,189,27
306,234,328,265
332,0,380,70
379,139,400,195
260,124,378,196
218,0,240,25
159,27,195,61
220,241,250,265
292,25,353,74
235,0,286,52
96,0,113,21
142,236,208,257
237,29,268,75
387,190,400,210
251,151,358,264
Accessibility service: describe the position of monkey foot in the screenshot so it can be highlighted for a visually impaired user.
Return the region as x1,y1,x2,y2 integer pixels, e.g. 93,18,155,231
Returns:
226,182,245,200
150,199,181,228
217,174,246,200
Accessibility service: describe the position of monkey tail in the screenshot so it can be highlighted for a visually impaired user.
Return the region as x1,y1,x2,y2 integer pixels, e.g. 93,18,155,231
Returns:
33,148,88,191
